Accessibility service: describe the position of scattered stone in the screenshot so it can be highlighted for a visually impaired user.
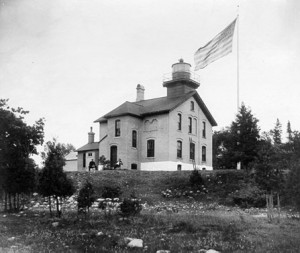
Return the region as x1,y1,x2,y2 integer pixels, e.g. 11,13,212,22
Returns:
3,215,7,218
52,222,59,227
127,238,143,248
33,192,38,196
8,237,15,241
96,231,104,236
206,250,220,253
156,250,170,253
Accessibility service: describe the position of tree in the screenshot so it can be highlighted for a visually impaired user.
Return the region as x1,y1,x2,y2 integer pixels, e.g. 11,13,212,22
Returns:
253,136,284,194
38,139,75,217
285,161,300,211
41,142,76,160
0,99,44,211
213,128,236,170
270,118,282,145
287,121,292,142
230,103,260,170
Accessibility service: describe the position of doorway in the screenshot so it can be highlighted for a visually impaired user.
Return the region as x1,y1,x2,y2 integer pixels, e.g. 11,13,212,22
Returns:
110,145,117,167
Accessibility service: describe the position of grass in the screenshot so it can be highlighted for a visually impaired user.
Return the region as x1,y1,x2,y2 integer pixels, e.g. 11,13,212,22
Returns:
1,170,300,252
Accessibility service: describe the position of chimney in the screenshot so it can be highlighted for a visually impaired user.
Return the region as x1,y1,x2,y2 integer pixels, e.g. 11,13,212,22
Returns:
88,127,95,144
136,84,145,102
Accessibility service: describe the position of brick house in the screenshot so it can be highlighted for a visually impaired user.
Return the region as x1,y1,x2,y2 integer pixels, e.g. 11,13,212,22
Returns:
78,59,217,171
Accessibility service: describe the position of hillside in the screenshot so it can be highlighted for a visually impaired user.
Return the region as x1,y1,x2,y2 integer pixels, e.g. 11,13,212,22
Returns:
66,170,245,204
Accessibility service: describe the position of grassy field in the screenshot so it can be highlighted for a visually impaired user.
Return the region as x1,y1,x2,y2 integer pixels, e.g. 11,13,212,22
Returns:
1,170,300,252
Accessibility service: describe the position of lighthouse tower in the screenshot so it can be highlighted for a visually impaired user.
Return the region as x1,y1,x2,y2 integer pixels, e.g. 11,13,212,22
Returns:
163,58,200,98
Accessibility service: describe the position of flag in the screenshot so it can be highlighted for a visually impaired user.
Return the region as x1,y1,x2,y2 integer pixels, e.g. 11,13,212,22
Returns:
194,18,237,70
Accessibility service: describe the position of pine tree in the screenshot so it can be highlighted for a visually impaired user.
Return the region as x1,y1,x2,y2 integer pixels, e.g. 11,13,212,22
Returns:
270,118,282,145
230,103,260,170
287,121,292,142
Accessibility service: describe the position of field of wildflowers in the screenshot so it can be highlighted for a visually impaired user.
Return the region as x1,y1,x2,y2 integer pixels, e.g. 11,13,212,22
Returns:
1,170,300,252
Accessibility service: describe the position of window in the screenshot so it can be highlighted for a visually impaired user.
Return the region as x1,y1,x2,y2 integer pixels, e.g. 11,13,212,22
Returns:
88,153,92,157
190,142,195,160
177,140,182,158
132,130,137,148
131,163,137,170
188,117,192,133
190,101,194,111
83,153,86,168
202,121,206,138
115,120,120,137
193,118,197,135
147,139,155,157
177,164,182,171
202,146,207,162
177,113,182,130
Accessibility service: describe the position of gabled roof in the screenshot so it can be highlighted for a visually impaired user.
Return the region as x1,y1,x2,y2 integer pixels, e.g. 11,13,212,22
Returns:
64,151,78,161
77,142,99,152
94,91,217,126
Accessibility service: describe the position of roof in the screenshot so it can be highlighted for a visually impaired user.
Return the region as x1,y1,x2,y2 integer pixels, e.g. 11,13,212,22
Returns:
77,142,99,152
64,151,78,161
94,91,217,126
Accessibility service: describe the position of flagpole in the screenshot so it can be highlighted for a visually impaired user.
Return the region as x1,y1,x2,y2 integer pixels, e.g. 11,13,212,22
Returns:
236,6,241,170
237,8,240,111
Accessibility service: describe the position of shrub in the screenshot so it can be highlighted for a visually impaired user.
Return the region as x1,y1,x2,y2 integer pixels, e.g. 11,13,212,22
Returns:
227,183,265,208
189,170,204,189
119,198,142,217
77,181,95,214
102,186,122,199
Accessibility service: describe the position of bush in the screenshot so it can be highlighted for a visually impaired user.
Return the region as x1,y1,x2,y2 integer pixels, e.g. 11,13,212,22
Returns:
119,198,142,217
102,186,122,199
77,181,95,214
189,170,204,188
227,183,265,208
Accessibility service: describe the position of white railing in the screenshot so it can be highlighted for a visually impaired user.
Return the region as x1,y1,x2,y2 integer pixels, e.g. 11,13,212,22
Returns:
163,71,200,83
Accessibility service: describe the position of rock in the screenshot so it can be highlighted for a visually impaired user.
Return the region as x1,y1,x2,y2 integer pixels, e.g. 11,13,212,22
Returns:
96,231,104,236
127,238,143,248
3,215,7,218
206,250,220,253
52,222,59,227
8,237,15,241
156,250,171,253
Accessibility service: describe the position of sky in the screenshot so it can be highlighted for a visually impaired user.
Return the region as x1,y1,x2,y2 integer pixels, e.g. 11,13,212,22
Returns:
1,0,300,161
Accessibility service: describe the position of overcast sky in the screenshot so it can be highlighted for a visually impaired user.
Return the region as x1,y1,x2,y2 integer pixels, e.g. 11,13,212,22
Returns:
1,0,300,158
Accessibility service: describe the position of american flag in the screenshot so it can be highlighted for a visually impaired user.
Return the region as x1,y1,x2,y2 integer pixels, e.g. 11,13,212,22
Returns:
194,18,237,70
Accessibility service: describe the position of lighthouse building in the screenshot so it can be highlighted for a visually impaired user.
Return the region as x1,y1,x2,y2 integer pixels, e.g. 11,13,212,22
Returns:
77,59,217,171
